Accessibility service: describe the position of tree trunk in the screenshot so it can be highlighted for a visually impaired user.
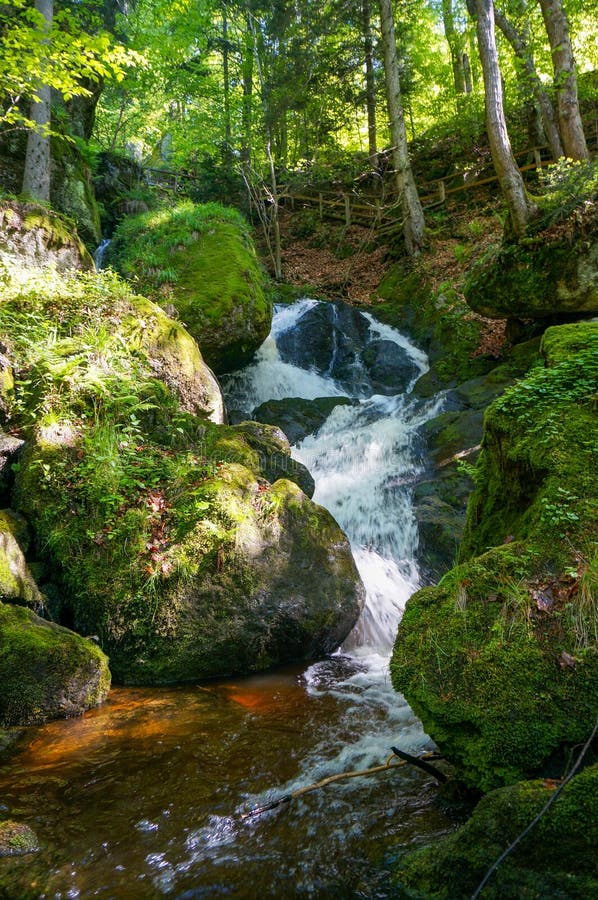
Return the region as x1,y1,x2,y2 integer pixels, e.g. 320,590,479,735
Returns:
494,6,563,159
362,0,378,169
442,0,466,94
378,0,425,256
22,0,53,201
241,11,253,165
222,3,233,164
469,0,535,238
538,0,588,160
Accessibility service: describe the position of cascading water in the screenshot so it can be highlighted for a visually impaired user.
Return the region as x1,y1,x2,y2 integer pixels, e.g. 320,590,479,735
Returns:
0,299,451,899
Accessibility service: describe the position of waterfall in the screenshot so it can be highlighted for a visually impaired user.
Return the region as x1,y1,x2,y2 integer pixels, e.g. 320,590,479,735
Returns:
94,238,112,270
223,299,442,663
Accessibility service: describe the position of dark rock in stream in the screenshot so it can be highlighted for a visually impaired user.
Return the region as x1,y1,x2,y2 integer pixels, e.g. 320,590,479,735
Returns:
360,339,419,394
252,396,358,445
277,300,371,386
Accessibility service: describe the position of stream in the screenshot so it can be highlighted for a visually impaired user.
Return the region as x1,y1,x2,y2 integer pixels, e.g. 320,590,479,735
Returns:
0,300,452,899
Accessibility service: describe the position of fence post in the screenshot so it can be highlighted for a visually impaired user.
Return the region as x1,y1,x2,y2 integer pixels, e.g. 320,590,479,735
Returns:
344,193,351,226
533,148,542,169
375,199,382,225
438,180,446,203
318,192,323,220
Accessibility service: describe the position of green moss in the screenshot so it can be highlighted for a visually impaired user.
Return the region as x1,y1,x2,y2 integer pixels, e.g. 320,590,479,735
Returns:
0,602,110,726
392,321,598,791
372,264,493,388
394,764,598,898
109,201,272,373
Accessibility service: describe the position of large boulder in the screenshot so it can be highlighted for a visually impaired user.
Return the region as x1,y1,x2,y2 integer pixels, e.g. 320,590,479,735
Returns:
276,300,371,387
0,268,224,426
465,205,598,319
0,602,111,725
0,201,93,272
108,201,272,373
392,321,598,791
15,425,364,683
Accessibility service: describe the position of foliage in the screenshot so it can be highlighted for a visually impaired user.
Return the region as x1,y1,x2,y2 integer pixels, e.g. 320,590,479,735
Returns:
0,0,137,135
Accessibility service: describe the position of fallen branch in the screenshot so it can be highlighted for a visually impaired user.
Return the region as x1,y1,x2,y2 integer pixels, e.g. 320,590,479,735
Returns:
240,748,445,820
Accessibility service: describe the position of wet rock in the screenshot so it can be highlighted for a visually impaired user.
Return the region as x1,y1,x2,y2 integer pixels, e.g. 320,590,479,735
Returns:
276,301,371,385
252,396,357,445
360,339,419,394
0,820,39,857
233,422,315,497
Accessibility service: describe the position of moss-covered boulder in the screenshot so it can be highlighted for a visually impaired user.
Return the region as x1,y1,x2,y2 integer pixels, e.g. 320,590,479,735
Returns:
108,201,272,373
395,764,598,898
0,821,39,857
15,421,363,683
0,602,110,725
0,201,93,272
0,268,224,425
50,138,102,248
465,195,598,319
0,510,44,612
1,266,362,684
392,321,598,790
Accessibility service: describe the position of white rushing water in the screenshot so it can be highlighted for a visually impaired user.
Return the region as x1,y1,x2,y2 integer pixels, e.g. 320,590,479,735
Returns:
223,298,444,780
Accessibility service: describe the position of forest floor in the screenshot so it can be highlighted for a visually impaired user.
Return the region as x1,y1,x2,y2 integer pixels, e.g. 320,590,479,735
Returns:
271,200,507,358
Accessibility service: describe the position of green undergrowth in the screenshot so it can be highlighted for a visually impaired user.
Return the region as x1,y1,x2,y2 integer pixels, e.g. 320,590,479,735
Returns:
392,320,598,791
373,265,493,387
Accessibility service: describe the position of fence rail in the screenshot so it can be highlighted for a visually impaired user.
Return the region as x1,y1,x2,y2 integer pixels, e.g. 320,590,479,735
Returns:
140,133,596,235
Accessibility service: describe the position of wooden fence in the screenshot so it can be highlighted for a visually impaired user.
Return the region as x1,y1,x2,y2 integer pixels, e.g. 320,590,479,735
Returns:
143,132,596,235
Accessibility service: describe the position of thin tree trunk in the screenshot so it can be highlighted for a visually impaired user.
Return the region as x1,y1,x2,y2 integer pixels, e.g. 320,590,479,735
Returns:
494,6,563,159
362,0,378,169
241,11,253,165
248,10,282,280
378,0,425,256
469,0,535,238
222,3,233,163
538,0,588,160
442,0,466,94
22,0,53,201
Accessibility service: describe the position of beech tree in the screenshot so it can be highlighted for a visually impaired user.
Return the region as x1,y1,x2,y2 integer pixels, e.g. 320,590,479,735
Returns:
538,0,588,160
493,3,563,159
378,0,425,256
467,0,536,238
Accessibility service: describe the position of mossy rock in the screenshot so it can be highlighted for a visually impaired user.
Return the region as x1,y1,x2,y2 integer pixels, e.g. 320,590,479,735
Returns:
0,509,44,612
0,602,110,726
392,321,598,790
0,821,39,857
50,137,102,248
394,764,598,898
465,231,598,319
233,421,315,497
109,201,272,373
15,425,363,683
0,201,93,272
0,268,224,427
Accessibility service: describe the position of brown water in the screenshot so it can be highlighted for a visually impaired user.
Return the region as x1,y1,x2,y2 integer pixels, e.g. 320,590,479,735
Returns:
0,658,452,898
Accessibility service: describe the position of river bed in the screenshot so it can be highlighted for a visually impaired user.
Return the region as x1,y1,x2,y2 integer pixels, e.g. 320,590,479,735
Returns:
0,300,452,898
